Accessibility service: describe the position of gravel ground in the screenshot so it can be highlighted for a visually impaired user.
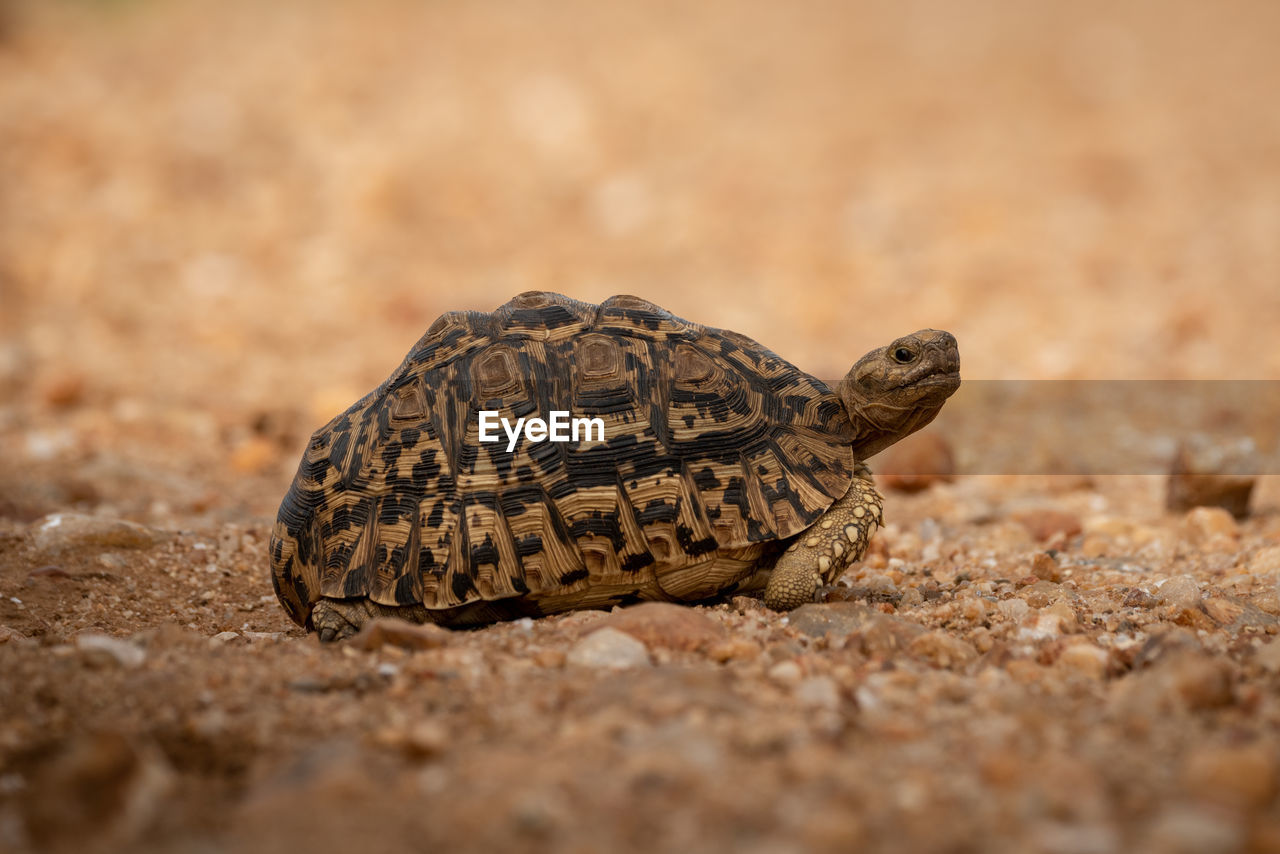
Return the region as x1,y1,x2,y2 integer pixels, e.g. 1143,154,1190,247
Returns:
2,1,1280,852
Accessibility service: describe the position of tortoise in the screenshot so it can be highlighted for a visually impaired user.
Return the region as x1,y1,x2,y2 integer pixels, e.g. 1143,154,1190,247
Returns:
271,292,959,641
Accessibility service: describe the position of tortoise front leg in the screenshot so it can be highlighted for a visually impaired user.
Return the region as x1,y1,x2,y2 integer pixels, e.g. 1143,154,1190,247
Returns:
763,465,883,611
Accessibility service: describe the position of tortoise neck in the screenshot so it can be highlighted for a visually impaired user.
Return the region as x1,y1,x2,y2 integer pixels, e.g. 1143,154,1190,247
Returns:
835,377,927,460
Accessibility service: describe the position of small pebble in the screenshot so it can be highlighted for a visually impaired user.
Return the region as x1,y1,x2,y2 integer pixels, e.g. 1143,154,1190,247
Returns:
350,619,451,652
1018,613,1065,642
794,676,841,710
1249,545,1280,574
1044,599,1078,632
1122,588,1158,609
403,720,449,756
708,638,761,663
1180,507,1239,547
998,598,1031,622
1158,576,1202,610
374,720,449,758
76,633,147,669
857,613,926,655
532,648,567,668
1200,597,1244,628
788,602,875,639
899,587,924,607
566,627,650,669
866,574,897,594
1018,580,1062,609
242,631,285,642
1057,642,1109,680
908,631,978,669
33,513,160,557
767,660,803,685
601,602,726,652
960,597,988,623
1030,552,1063,582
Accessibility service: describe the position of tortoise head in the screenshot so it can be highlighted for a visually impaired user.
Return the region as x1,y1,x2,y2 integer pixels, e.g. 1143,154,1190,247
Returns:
835,329,960,459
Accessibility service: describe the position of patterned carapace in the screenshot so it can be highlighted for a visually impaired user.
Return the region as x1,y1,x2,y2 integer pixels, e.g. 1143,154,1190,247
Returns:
271,292,861,629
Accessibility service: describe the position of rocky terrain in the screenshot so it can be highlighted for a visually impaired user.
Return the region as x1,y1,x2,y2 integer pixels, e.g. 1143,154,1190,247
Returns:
2,1,1279,852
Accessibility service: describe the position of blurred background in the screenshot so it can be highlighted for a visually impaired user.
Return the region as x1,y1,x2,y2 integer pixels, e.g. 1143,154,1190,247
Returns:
1,0,1279,516
4,7,1280,851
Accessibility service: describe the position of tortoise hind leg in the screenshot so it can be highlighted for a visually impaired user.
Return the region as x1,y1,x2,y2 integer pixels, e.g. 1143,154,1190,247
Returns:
312,598,431,642
311,598,475,640
763,465,883,611
312,599,373,643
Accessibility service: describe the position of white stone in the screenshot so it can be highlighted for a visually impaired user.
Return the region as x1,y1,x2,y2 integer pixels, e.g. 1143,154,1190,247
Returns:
767,660,803,685
566,628,651,669
794,675,841,710
76,633,146,668
33,513,159,556
1157,576,1202,609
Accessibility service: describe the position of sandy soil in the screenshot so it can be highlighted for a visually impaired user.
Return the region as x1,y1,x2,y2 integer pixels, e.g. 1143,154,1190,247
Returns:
2,1,1280,851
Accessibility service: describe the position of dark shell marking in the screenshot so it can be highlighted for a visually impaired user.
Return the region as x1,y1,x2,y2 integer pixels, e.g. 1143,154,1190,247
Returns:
271,292,857,628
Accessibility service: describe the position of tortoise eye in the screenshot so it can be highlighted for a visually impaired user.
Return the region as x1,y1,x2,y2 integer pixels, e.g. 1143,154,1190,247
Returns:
892,347,915,364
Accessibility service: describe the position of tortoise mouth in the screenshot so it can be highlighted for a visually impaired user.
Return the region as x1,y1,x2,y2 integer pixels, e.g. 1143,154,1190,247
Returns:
896,370,961,393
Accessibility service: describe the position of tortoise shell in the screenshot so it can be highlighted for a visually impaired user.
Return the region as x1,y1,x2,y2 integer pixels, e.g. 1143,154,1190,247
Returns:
271,292,857,628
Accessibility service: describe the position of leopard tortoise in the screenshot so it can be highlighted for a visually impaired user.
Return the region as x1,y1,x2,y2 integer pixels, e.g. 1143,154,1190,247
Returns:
271,292,959,640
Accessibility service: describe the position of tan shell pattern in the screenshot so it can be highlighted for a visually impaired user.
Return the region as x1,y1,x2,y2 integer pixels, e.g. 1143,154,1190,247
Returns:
271,292,856,628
